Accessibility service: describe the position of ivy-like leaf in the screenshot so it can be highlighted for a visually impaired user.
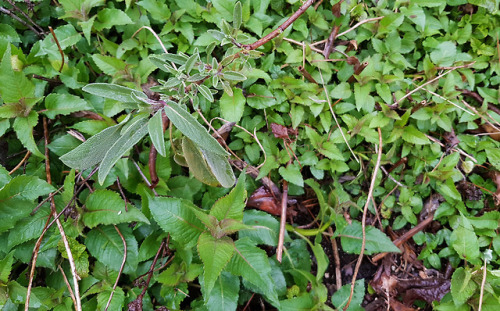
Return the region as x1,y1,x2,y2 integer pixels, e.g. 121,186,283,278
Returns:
148,196,205,248
197,233,234,297
82,190,150,228
164,101,229,156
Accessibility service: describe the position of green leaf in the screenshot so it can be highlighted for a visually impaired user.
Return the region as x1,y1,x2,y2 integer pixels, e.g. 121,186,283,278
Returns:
226,238,279,305
246,85,276,109
331,279,365,311
83,83,147,104
95,8,133,30
91,54,127,76
7,207,50,250
486,148,500,170
183,137,220,186
0,252,14,283
164,101,229,156
240,210,281,246
44,93,92,119
450,267,477,306
354,83,375,113
98,116,149,184
198,84,214,102
340,221,401,255
137,0,171,22
202,147,236,188
197,233,234,297
148,111,166,157
60,122,122,170
0,175,54,201
233,2,242,30
311,241,329,281
0,45,35,103
279,164,304,187
212,0,235,21
82,190,150,228
222,71,247,81
450,214,480,262
220,87,246,123
402,125,430,145
85,224,138,274
148,196,205,248
97,286,125,311
13,111,44,158
204,272,239,311
210,172,246,221
430,41,457,67
36,24,82,58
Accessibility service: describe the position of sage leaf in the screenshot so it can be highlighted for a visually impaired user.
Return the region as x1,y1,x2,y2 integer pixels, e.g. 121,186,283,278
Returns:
148,110,166,156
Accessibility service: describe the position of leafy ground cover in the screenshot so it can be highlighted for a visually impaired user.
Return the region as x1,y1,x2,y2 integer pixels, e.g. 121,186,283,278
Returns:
1,0,500,310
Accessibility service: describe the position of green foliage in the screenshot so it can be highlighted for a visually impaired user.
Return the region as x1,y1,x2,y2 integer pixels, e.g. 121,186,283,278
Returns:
2,0,500,309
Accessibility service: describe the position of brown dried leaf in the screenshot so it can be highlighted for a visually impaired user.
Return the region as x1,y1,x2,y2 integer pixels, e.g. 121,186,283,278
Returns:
247,186,281,215
271,123,289,139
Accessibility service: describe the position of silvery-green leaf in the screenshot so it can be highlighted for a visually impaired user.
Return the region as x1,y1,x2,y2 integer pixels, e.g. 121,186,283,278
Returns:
164,101,229,156
148,111,166,156
198,84,214,102
83,83,147,103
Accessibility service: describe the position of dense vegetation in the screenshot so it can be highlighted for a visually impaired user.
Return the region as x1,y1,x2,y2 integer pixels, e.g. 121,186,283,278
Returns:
1,0,500,310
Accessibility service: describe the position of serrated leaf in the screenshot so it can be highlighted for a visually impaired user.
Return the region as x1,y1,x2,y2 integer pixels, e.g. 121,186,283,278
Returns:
340,221,401,255
210,172,246,221
91,54,127,76
198,84,214,102
203,272,239,311
451,267,477,306
0,175,54,201
98,116,149,184
164,100,229,156
95,8,133,30
85,224,138,274
402,125,430,145
246,84,276,109
60,122,122,170
82,190,150,228
0,45,35,103
83,83,147,104
97,286,125,310
44,93,92,119
148,196,205,248
13,110,44,158
222,71,247,81
198,233,234,297
331,279,365,311
279,164,304,187
486,148,500,171
0,252,14,283
240,210,281,246
148,111,166,156
7,207,50,250
220,87,245,122
450,214,480,262
226,238,279,305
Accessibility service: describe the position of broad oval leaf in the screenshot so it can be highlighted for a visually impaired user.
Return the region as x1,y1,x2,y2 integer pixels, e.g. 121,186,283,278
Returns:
44,93,92,119
85,224,139,274
82,190,150,228
163,102,229,156
201,147,236,188
203,272,239,311
182,137,220,187
340,221,401,255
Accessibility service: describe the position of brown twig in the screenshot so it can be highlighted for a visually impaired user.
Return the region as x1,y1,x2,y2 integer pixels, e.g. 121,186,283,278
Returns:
8,150,31,175
344,128,383,311
132,159,158,196
311,17,385,47
148,145,159,189
243,0,318,50
48,26,64,73
478,256,488,311
5,0,44,34
115,176,128,212
297,66,318,84
328,227,342,291
59,265,77,308
105,225,127,311
27,118,81,311
0,6,44,37
276,180,289,262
